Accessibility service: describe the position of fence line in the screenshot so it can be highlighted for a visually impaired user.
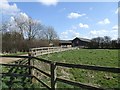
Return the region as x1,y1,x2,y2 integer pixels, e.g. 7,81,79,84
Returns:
30,47,77,56
1,55,120,90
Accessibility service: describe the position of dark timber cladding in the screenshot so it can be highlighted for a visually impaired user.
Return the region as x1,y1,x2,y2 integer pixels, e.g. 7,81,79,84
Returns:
72,37,91,47
59,37,91,47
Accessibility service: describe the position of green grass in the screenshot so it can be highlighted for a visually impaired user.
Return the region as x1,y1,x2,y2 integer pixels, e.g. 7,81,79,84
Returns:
39,49,119,89
40,49,118,67
1,52,28,56
1,49,119,89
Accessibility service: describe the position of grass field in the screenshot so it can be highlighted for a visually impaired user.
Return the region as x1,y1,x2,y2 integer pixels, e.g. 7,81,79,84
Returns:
1,49,119,89
41,49,118,67
39,49,119,89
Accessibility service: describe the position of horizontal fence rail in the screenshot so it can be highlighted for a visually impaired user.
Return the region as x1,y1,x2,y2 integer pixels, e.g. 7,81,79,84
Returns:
2,73,33,78
30,47,77,56
33,76,51,90
56,77,104,90
56,62,120,73
1,55,120,90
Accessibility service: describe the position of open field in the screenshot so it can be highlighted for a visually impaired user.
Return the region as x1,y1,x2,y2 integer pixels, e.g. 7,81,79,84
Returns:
1,49,119,89
39,49,119,89
40,49,118,67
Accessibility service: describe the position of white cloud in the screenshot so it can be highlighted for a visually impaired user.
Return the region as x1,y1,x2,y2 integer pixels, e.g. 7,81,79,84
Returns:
8,12,29,32
112,25,118,31
60,29,80,40
98,18,110,25
90,30,107,37
79,23,89,28
60,31,68,39
0,0,20,15
38,0,58,6
9,12,29,25
67,12,86,19
69,30,80,37
18,12,29,21
90,29,118,39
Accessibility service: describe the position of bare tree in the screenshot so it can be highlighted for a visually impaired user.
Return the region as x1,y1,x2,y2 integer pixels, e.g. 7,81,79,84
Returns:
42,26,59,45
1,13,59,53
26,18,43,41
9,13,43,41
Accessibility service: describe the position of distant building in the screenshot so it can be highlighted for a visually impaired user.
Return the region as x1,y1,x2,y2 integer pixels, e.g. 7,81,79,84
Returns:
59,37,91,48
72,37,91,47
59,40,72,47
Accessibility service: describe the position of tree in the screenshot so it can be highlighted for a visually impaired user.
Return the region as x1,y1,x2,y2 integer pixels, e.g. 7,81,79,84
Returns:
8,14,44,48
8,13,43,41
103,36,111,48
111,40,117,48
41,26,59,45
117,38,120,48
26,18,43,41
2,31,24,53
1,13,59,53
90,37,104,48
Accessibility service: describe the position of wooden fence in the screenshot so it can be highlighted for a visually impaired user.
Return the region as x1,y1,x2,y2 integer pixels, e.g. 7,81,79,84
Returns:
1,55,120,90
29,47,76,56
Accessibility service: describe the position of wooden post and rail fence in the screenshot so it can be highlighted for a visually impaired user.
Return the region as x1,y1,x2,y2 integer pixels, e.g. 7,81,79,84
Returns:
1,47,120,89
29,47,76,56
1,55,120,90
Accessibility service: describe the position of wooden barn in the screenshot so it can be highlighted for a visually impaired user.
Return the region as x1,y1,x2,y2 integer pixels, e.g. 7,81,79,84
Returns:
72,37,91,47
59,37,91,48
59,40,72,47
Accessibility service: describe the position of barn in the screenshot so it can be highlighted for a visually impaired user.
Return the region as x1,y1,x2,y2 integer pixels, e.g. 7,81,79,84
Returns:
72,37,91,47
59,37,91,48
59,40,72,47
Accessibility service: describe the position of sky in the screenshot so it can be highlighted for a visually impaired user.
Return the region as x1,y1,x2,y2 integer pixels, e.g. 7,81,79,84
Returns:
0,0,119,40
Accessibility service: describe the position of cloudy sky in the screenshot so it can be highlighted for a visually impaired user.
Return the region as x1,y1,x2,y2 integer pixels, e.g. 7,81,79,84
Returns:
1,0,119,40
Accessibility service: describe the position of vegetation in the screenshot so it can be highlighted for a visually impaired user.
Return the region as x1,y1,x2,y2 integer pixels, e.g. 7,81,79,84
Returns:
1,59,45,89
39,49,119,89
89,36,120,49
1,13,59,53
1,49,119,89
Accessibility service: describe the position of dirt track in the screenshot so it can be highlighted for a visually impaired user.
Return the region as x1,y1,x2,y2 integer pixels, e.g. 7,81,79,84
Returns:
0,47,76,64
0,54,28,64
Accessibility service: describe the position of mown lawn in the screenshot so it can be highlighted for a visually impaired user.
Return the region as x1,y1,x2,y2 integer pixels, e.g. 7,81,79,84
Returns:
39,49,119,89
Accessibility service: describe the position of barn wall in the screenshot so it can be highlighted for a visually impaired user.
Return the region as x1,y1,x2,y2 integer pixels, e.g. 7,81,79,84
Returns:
72,38,89,47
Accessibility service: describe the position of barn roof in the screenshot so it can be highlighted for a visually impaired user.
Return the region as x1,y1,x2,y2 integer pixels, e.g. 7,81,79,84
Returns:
59,40,72,44
73,37,91,42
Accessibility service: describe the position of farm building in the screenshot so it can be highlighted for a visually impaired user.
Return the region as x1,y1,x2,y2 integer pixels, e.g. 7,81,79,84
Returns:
59,37,91,48
72,37,91,47
59,40,72,47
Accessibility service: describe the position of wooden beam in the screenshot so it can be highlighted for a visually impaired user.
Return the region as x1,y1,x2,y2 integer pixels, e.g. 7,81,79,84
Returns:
56,77,104,90
56,62,120,73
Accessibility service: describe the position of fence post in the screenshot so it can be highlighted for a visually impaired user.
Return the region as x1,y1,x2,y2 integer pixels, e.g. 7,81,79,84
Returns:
28,53,31,75
51,62,56,90
28,52,32,83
